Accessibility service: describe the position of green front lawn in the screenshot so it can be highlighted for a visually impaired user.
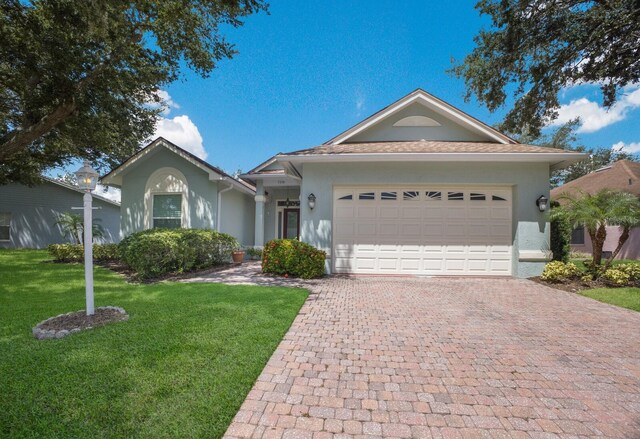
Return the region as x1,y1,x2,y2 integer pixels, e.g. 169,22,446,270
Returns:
579,287,640,312
570,258,639,272
0,250,307,438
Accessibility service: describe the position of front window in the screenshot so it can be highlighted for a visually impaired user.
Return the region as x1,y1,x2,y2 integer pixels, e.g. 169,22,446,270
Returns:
571,226,585,245
153,194,182,229
0,213,10,241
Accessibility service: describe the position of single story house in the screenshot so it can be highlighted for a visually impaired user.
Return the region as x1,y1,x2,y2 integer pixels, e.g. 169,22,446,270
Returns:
105,89,585,277
0,177,121,248
101,138,256,246
551,159,640,260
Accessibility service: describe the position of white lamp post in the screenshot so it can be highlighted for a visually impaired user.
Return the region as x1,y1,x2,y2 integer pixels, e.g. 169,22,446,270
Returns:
75,161,99,316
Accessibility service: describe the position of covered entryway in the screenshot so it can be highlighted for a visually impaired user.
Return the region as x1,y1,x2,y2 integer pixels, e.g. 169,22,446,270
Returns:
333,186,513,275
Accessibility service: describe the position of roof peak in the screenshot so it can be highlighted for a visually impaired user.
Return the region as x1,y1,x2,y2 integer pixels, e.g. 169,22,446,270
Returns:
323,88,517,146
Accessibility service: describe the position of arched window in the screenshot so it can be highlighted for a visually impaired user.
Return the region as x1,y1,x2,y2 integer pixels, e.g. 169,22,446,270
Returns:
144,167,189,229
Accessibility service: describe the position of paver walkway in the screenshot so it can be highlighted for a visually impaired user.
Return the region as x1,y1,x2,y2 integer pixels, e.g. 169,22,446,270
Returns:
223,276,640,439
183,261,315,287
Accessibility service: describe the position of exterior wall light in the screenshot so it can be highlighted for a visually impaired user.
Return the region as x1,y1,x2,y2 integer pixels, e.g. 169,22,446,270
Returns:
308,193,316,210
536,195,548,212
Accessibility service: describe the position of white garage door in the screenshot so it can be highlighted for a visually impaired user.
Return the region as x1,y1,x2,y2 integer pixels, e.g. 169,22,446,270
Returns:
333,186,513,276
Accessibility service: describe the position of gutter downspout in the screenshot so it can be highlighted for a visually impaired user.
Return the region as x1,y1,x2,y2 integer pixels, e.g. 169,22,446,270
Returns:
217,181,234,232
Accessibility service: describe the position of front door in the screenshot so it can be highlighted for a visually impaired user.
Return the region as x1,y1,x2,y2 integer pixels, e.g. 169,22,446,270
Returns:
283,208,300,239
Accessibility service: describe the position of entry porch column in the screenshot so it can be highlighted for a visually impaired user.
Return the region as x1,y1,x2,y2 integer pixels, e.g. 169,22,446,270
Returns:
254,180,265,247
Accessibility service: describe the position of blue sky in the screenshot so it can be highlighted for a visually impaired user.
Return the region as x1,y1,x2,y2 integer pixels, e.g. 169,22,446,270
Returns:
96,0,640,200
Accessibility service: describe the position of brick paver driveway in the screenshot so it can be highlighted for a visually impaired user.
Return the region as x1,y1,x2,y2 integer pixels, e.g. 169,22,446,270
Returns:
224,277,640,439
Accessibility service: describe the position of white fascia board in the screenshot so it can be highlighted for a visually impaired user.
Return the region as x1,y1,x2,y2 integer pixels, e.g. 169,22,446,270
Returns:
276,152,588,167
328,91,513,145
241,173,301,180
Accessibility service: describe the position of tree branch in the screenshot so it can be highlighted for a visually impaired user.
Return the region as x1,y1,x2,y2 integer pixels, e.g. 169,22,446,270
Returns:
0,99,77,161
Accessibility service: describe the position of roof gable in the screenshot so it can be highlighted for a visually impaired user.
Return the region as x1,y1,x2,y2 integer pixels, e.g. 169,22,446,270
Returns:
325,89,516,145
101,137,255,194
42,177,121,206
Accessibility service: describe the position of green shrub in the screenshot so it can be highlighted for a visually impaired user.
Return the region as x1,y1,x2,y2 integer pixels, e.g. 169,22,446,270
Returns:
600,268,631,286
580,274,593,284
550,202,572,262
93,243,119,261
48,243,120,263
246,247,263,259
616,263,640,282
119,228,238,279
540,261,580,282
262,239,325,279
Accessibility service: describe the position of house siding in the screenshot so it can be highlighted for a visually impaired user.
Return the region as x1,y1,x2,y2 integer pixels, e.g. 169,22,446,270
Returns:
119,147,218,237
118,146,255,245
299,161,550,278
0,181,120,248
220,188,255,246
572,226,640,260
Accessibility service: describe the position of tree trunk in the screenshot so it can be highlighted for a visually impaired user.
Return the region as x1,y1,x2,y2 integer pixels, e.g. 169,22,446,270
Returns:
591,224,607,266
0,99,76,161
603,225,630,270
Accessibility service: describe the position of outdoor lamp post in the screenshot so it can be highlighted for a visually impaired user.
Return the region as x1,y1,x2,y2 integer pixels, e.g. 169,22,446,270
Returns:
74,161,99,316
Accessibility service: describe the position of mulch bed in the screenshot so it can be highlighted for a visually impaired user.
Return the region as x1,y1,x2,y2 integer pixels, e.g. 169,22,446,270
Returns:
530,276,620,293
97,260,235,283
38,308,127,331
33,306,129,340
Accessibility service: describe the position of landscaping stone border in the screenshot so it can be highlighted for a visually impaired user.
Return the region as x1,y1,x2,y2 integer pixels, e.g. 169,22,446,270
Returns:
32,306,128,340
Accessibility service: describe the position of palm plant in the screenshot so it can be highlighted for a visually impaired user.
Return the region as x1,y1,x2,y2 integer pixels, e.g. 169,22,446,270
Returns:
54,212,104,245
552,189,640,271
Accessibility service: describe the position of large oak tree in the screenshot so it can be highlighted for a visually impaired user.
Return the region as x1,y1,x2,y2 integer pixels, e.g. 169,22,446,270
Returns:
452,0,640,136
0,0,267,184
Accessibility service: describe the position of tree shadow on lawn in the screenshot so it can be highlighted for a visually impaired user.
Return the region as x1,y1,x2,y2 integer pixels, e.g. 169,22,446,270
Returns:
0,250,308,439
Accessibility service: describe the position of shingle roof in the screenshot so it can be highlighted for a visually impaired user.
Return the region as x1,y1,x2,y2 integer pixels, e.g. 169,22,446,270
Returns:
281,141,575,156
551,160,640,199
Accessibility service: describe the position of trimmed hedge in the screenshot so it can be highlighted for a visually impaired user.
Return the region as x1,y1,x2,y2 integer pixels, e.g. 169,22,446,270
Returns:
262,239,326,279
48,243,119,263
550,201,572,262
119,228,238,279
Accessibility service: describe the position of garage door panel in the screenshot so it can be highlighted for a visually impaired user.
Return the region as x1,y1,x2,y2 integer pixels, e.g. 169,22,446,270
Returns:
335,207,354,220
401,207,422,219
334,186,512,276
357,206,377,218
356,223,376,236
424,207,445,219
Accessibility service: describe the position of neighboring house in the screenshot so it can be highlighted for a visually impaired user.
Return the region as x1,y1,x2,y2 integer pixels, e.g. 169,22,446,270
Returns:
241,89,585,277
0,177,121,248
101,137,256,246
551,159,640,260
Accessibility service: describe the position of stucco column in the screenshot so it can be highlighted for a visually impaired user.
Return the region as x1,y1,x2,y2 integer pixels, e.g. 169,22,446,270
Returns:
254,180,265,247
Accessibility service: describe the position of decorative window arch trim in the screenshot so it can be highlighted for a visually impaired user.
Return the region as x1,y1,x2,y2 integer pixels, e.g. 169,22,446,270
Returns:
144,167,190,229
392,115,441,127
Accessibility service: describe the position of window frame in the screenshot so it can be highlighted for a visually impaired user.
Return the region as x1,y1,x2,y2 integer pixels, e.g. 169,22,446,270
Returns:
570,226,585,245
0,212,10,242
152,193,183,229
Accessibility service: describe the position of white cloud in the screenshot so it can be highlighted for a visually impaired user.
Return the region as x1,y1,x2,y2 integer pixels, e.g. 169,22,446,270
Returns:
154,115,207,160
95,184,121,203
147,89,181,116
549,85,640,133
612,141,640,154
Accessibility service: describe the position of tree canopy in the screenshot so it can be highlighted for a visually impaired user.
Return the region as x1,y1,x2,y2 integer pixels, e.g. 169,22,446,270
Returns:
452,0,640,136
0,0,267,185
